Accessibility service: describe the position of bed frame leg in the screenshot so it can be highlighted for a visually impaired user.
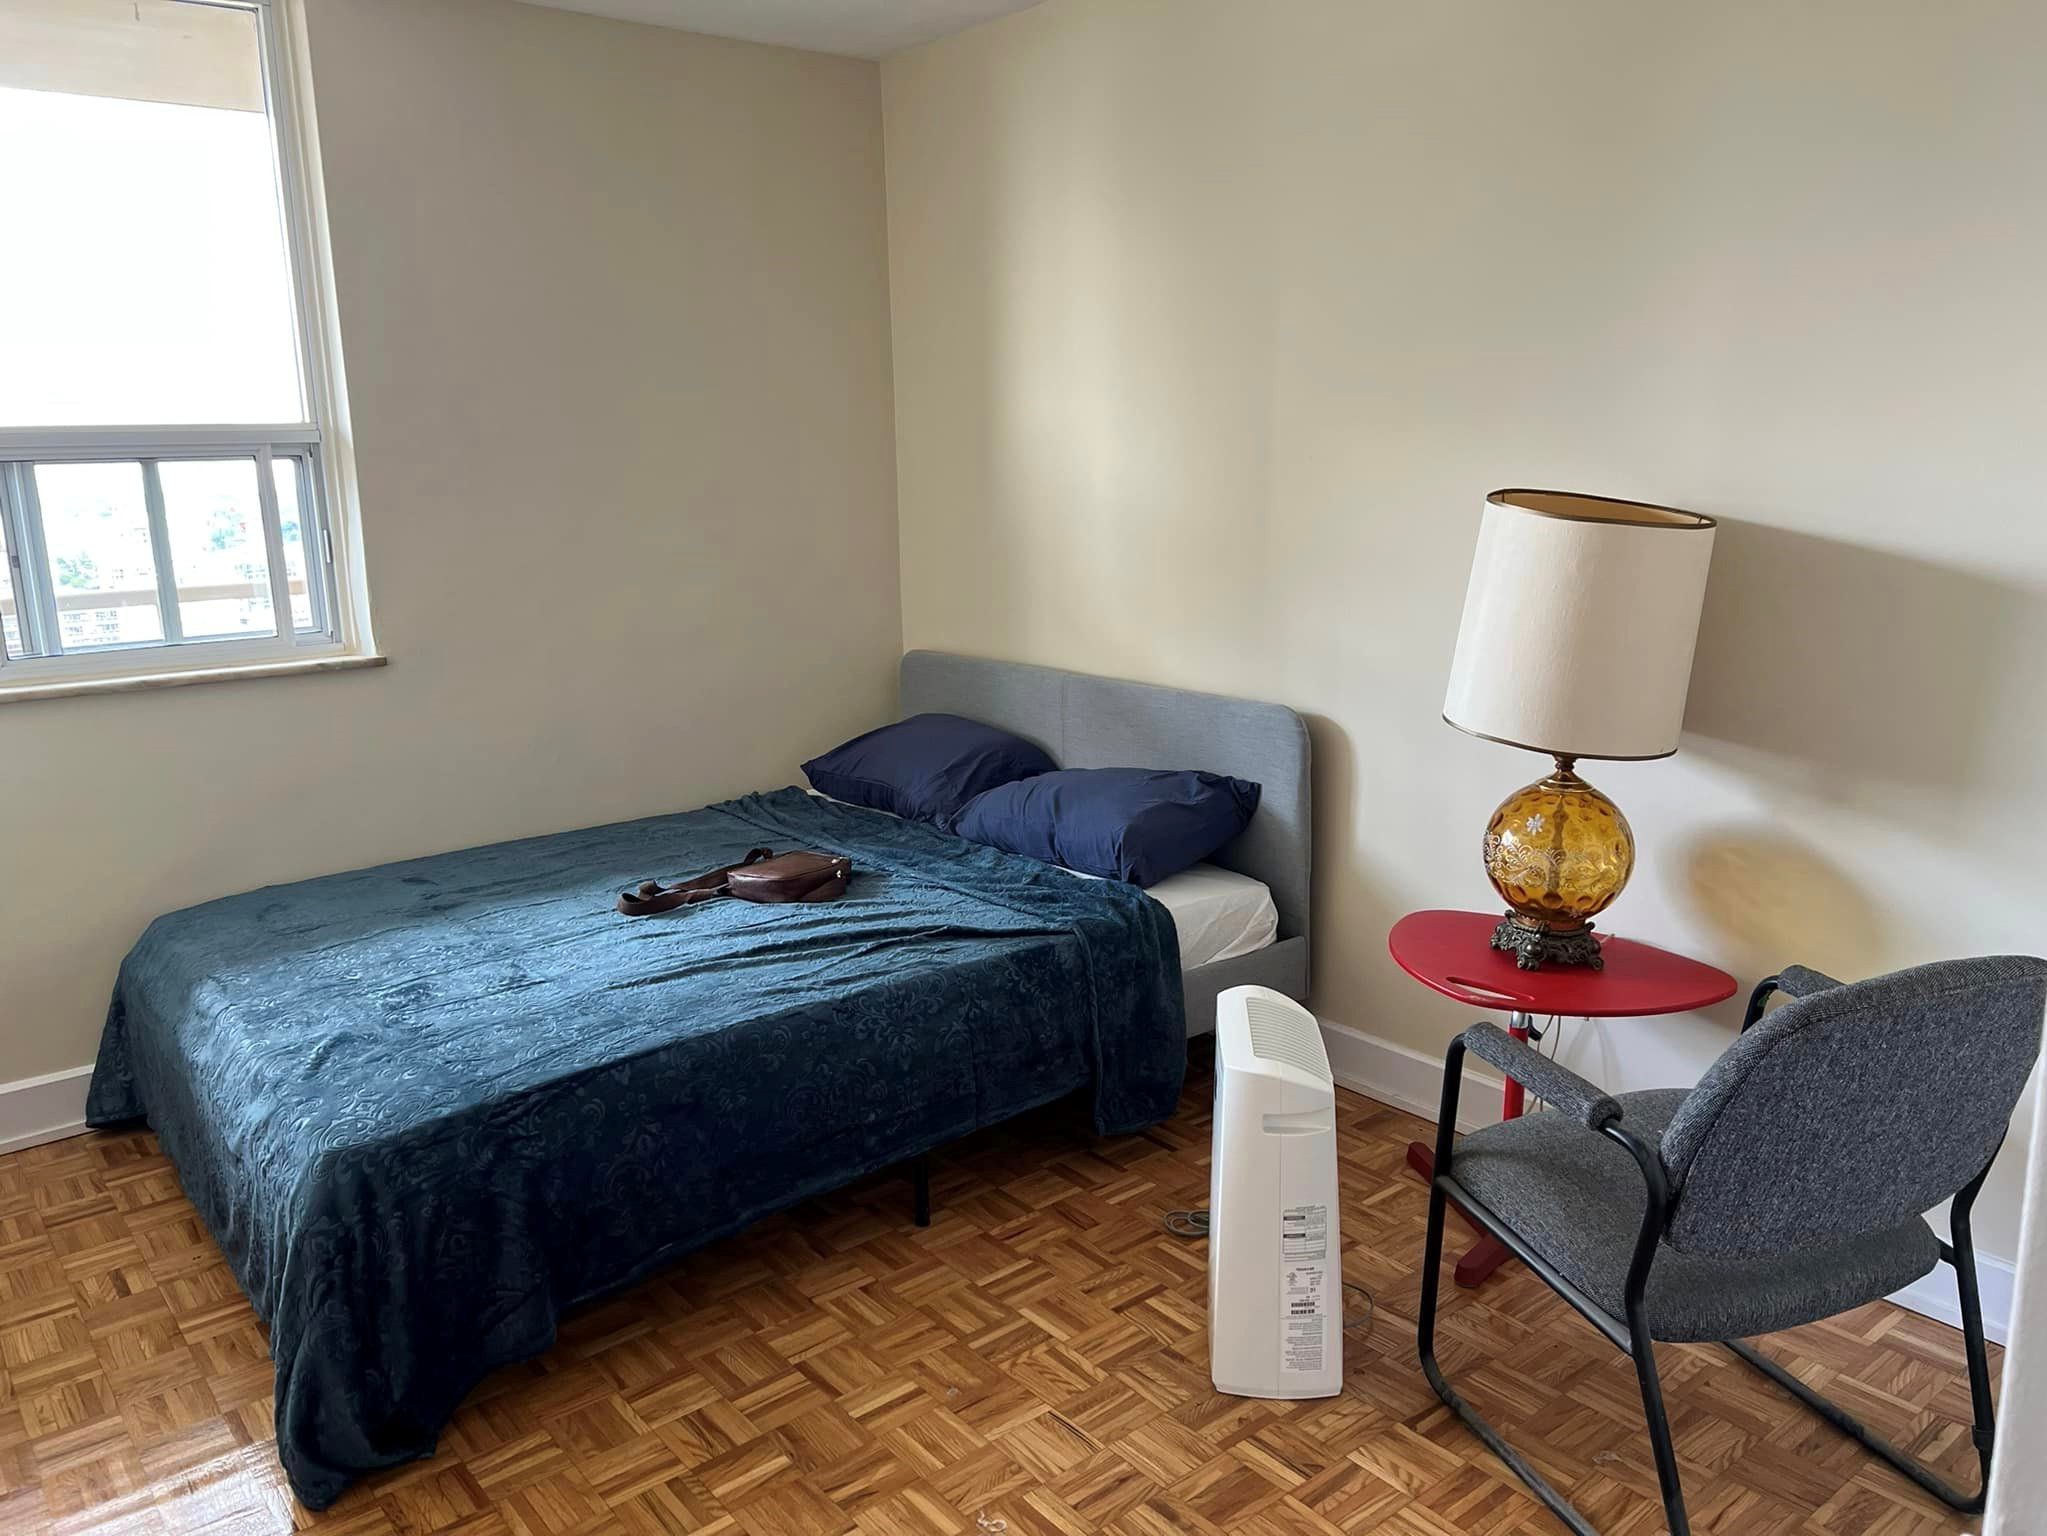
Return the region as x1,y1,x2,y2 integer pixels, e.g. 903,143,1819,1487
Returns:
912,1153,931,1228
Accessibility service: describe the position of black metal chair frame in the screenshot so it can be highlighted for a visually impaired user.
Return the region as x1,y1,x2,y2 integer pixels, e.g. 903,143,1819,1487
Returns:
1416,974,2000,1536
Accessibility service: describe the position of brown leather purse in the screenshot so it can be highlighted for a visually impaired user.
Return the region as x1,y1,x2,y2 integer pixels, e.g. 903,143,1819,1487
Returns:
617,849,852,916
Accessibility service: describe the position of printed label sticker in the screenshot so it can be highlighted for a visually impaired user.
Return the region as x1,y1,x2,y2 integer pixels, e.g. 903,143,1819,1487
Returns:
1280,1202,1330,1375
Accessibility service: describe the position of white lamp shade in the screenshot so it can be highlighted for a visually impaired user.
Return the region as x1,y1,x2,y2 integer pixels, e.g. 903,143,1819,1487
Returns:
1443,489,1716,760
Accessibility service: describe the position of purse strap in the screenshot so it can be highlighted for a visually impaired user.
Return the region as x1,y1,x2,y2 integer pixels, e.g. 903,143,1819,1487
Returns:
617,848,773,916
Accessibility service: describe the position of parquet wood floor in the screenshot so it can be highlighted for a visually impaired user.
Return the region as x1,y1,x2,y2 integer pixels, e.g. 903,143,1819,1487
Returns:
0,1065,1995,1535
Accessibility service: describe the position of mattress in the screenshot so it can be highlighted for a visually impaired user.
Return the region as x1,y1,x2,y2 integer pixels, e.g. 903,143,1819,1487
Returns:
1071,861,1279,969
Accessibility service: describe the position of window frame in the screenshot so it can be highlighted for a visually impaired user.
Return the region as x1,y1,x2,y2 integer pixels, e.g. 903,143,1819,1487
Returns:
0,0,364,688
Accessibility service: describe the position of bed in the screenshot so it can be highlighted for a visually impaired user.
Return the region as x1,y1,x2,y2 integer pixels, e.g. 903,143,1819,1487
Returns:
85,652,1312,1508
899,650,1312,1032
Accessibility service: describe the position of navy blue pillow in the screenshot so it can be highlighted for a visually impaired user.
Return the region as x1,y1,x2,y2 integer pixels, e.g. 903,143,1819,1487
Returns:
947,767,1261,886
802,712,1055,824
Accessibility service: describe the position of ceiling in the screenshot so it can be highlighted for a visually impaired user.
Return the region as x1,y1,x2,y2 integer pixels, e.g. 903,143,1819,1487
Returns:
512,0,1043,58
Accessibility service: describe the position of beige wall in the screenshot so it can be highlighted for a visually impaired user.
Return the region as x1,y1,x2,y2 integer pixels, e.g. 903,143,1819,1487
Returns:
882,0,2047,1254
0,0,899,1081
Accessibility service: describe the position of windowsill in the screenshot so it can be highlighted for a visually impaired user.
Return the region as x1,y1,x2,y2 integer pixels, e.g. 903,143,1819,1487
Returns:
0,652,387,705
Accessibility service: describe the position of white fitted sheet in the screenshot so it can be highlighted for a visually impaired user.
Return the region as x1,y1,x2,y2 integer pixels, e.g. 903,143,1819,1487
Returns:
1063,861,1279,969
1142,862,1281,969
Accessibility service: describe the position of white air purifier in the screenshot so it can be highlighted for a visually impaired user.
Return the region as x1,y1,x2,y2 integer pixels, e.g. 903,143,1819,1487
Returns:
1209,985,1342,1399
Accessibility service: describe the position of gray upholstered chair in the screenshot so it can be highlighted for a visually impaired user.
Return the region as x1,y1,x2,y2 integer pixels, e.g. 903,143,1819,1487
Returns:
1417,955,2047,1536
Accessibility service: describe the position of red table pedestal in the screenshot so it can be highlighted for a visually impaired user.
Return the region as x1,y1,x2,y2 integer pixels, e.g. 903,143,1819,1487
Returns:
1389,910,1737,1288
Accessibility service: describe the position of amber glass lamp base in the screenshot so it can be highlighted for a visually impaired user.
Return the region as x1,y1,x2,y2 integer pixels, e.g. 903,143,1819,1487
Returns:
1481,757,1635,971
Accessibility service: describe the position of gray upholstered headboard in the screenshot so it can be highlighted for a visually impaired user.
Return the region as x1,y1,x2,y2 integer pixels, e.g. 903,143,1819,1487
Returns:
898,650,1312,946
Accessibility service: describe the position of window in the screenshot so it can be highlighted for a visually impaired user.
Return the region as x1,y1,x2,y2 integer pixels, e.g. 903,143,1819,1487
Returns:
0,0,353,682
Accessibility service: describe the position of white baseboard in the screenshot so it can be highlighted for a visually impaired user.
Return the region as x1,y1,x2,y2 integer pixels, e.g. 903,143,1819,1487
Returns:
1888,1253,2016,1347
1316,1020,2016,1345
1321,1019,1505,1134
0,1065,93,1156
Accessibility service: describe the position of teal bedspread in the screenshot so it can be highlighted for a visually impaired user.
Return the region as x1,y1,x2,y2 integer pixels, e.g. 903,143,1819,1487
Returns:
86,787,1185,1508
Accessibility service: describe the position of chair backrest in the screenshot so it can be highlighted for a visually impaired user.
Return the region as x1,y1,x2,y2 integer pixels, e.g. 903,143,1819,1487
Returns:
1658,956,2047,1257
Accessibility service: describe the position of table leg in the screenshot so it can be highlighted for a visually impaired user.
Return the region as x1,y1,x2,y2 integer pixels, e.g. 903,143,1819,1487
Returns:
1453,1235,1515,1286
1405,1009,1534,1288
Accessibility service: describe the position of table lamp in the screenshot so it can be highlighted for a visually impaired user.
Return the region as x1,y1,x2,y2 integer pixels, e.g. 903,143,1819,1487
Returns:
1443,489,1716,969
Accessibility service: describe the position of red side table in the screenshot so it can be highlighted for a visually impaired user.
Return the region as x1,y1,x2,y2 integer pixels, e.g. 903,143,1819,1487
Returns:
1389,910,1736,1287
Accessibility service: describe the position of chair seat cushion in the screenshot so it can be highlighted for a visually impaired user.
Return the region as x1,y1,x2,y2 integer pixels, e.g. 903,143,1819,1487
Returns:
1449,1090,1941,1342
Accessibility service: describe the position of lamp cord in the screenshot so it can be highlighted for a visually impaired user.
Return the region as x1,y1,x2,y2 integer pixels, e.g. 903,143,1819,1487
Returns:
1525,1012,1566,1111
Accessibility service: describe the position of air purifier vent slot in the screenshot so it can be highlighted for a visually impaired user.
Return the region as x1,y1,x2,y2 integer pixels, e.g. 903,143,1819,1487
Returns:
1246,994,1331,1083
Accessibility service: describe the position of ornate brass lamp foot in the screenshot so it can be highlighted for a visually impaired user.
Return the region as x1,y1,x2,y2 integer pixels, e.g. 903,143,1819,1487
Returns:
1490,915,1604,971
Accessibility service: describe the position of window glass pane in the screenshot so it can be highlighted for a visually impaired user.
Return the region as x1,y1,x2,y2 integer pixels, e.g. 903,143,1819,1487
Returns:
34,462,164,648
1,513,24,659
158,459,276,640
0,3,303,427
273,457,315,631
